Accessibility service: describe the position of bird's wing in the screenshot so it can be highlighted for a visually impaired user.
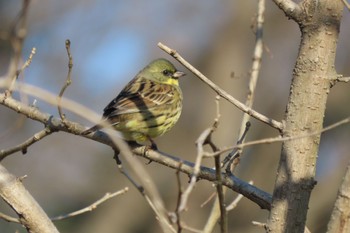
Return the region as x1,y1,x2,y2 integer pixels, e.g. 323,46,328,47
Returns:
102,77,177,119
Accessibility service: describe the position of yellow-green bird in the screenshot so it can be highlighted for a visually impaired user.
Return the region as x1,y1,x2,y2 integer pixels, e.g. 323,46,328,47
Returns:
83,58,185,149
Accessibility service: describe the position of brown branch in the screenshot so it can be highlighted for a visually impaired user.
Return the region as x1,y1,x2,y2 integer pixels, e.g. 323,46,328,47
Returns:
158,42,283,131
177,127,210,212
6,0,31,96
0,93,272,210
0,163,59,232
0,127,53,161
58,39,73,123
267,1,344,231
271,0,302,21
173,162,183,232
51,188,129,221
18,47,36,75
0,87,175,233
214,154,227,233
205,116,350,157
205,96,227,233
224,0,265,172
136,147,272,210
0,188,129,223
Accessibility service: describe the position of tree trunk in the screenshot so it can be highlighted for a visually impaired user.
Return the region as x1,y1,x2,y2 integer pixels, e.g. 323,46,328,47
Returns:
267,1,343,232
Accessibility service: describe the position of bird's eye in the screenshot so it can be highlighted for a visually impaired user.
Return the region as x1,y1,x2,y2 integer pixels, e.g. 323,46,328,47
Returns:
162,69,172,76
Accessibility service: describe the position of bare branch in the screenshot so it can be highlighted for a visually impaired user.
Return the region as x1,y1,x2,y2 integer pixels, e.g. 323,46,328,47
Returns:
181,223,203,233
0,86,174,233
111,148,174,232
0,212,20,223
252,221,267,229
337,74,350,83
178,95,222,218
19,47,36,74
173,162,183,232
6,0,31,96
51,188,129,221
0,89,272,209
177,127,211,212
214,154,227,233
58,39,73,123
200,191,216,208
158,42,283,131
271,0,302,21
226,181,253,211
236,0,265,152
342,0,350,10
206,116,350,157
137,147,272,210
0,163,59,232
0,127,53,161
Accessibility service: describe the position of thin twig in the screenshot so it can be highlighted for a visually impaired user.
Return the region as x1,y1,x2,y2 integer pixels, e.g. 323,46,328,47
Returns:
113,150,144,194
112,148,175,232
178,97,221,214
200,191,217,208
230,0,265,166
208,96,227,233
337,74,350,83
7,47,36,97
0,212,20,223
58,39,73,123
17,47,36,77
0,127,53,161
214,154,227,233
181,223,203,233
205,116,350,157
221,122,251,170
51,188,129,221
174,162,184,232
178,128,211,212
6,0,30,96
226,181,253,211
157,42,283,131
252,221,267,229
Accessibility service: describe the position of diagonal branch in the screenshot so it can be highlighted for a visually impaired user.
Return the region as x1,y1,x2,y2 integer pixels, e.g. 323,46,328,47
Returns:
6,0,31,95
51,187,129,221
0,127,53,161
0,163,59,232
0,93,272,210
271,0,303,22
157,42,283,131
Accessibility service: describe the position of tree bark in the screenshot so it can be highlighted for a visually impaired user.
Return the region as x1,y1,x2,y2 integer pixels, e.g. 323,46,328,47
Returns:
267,0,343,232
0,164,59,233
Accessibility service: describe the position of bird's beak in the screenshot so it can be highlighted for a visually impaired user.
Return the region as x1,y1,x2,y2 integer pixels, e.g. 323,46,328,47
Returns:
172,71,186,79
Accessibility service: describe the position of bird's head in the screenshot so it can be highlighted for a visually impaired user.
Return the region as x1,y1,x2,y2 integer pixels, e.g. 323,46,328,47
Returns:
143,58,186,86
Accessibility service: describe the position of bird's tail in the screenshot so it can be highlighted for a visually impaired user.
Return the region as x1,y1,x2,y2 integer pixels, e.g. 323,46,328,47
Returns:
81,124,102,135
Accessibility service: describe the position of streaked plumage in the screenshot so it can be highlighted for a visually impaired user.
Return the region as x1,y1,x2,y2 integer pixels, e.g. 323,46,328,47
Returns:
83,58,185,145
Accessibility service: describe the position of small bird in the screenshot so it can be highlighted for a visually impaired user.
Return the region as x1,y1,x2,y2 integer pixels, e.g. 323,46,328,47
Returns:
82,58,185,149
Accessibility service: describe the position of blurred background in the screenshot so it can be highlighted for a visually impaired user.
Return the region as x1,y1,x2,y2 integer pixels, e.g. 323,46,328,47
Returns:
0,1,349,232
